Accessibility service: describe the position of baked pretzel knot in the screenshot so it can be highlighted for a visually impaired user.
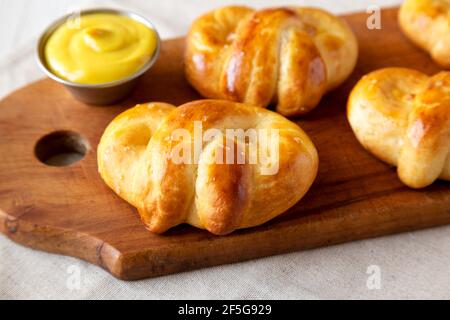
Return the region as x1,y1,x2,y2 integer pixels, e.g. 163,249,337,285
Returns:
185,6,358,117
348,68,450,189
399,0,450,68
98,100,318,235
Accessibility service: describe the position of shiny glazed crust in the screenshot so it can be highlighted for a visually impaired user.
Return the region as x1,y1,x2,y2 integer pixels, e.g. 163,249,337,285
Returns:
347,68,450,189
98,100,318,235
185,6,358,117
399,0,450,68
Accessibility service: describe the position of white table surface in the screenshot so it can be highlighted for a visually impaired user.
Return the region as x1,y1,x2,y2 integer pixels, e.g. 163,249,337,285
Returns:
1,0,449,300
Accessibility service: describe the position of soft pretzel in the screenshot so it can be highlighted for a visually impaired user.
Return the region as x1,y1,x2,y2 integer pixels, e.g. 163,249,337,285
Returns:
348,68,450,189
98,100,318,235
185,6,358,117
399,0,450,68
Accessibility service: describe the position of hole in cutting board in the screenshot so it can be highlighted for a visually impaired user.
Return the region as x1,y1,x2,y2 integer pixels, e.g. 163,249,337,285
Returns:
35,131,90,167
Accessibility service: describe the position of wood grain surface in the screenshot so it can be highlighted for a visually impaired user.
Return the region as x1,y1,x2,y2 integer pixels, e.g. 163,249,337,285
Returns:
0,7,449,280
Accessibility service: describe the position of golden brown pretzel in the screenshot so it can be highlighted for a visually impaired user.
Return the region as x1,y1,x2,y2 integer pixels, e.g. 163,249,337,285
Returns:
185,6,358,117
348,68,450,189
399,0,450,67
98,100,318,235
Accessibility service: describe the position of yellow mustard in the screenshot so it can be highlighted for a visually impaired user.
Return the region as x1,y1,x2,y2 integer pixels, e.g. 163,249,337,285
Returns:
45,13,157,84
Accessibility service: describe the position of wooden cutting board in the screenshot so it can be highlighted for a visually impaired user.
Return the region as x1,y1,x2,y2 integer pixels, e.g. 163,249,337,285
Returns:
0,7,449,280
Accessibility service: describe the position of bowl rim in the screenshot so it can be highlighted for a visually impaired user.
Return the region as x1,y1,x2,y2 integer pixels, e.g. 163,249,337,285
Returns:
36,7,161,89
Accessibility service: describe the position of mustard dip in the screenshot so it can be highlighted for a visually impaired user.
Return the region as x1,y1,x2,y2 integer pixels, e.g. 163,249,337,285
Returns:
45,13,157,84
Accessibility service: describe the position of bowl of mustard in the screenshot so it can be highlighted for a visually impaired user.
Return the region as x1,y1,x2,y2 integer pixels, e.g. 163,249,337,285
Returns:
37,8,160,105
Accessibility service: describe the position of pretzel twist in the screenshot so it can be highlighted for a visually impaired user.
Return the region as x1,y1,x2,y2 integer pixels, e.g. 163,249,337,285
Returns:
185,6,358,117
98,100,318,235
348,68,450,188
400,0,450,68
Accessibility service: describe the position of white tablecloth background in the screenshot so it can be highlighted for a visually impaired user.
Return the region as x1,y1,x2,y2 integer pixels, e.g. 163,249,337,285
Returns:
1,0,449,300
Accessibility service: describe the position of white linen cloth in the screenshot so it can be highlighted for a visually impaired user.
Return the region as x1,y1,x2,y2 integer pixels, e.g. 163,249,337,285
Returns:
1,0,449,300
